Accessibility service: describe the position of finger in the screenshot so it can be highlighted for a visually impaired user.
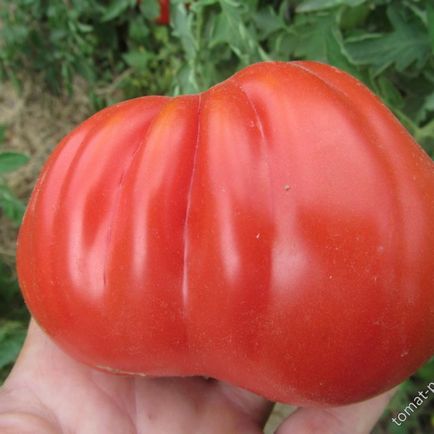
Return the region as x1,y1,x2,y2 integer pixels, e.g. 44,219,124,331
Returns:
275,388,397,434
5,319,86,387
5,319,47,382
0,321,62,434
216,381,275,428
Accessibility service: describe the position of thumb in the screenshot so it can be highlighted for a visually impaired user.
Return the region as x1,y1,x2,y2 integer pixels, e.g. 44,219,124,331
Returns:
216,381,275,428
275,388,397,434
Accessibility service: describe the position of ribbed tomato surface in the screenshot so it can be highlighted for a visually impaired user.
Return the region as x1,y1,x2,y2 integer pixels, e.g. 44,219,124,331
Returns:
17,62,434,406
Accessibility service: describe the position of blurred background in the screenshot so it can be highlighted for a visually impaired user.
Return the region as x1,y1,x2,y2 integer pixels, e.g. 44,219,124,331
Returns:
0,0,433,432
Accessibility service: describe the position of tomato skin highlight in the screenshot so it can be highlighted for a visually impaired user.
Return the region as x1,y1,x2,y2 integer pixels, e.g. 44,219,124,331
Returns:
17,61,434,406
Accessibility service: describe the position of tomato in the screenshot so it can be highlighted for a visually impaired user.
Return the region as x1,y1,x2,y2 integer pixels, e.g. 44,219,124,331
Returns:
156,0,169,25
17,61,434,406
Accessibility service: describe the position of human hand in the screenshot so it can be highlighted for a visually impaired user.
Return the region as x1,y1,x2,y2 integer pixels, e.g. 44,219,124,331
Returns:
0,320,395,434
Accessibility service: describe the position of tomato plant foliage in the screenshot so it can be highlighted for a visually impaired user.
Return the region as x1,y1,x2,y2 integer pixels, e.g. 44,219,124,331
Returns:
0,1,433,153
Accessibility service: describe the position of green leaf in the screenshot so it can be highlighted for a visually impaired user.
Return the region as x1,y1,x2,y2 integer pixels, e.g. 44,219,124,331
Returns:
407,90,434,125
292,12,339,61
340,2,370,30
76,22,93,33
377,76,404,109
416,118,434,156
389,420,410,434
211,0,268,65
0,152,29,174
345,5,431,75
0,321,26,370
129,16,150,41
414,357,434,383
428,3,434,53
123,50,151,69
424,92,434,112
0,185,26,225
267,30,298,59
0,259,20,303
140,0,160,20
101,0,133,22
325,25,361,79
189,0,219,11
254,6,285,40
296,0,364,13
173,63,200,95
172,3,198,61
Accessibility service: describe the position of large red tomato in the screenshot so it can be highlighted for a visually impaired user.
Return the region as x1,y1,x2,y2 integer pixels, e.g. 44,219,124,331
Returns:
17,62,434,406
